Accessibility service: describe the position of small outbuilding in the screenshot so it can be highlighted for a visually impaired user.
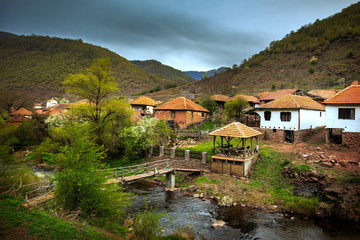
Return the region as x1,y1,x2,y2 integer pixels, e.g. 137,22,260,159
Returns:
209,122,262,177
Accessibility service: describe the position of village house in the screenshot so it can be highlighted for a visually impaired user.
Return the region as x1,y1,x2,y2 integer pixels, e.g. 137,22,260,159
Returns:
324,81,360,147
229,94,260,108
42,103,70,116
154,97,209,128
307,89,338,104
5,107,33,126
46,98,58,108
130,96,158,116
254,94,325,142
259,89,305,104
210,94,230,108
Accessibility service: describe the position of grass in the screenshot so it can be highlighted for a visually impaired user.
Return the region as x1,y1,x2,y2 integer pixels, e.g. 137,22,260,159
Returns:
0,195,116,240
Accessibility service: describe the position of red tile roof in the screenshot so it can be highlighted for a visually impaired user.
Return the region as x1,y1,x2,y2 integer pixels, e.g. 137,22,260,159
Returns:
9,107,33,116
154,97,209,112
308,90,337,100
257,94,325,111
229,94,259,103
260,89,297,101
324,85,360,104
211,94,230,102
257,91,270,99
43,103,70,116
130,96,158,106
210,122,262,138
6,115,30,123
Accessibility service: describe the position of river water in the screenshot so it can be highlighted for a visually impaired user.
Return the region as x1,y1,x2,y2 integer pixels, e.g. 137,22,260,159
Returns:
125,180,360,240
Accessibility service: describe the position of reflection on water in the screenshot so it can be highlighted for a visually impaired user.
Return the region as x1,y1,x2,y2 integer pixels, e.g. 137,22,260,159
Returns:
125,180,360,240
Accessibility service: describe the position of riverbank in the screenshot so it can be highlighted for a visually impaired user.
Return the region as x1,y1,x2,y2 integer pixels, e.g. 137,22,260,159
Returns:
151,144,360,221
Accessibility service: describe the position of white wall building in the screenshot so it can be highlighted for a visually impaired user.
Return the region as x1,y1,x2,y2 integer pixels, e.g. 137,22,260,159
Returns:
255,94,325,142
324,82,360,147
46,98,58,108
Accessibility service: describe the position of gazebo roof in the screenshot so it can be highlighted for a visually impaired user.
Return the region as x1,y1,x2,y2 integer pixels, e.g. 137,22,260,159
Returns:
209,122,262,138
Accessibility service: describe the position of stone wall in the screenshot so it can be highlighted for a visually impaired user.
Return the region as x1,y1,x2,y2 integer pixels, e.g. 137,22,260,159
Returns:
342,132,360,148
255,128,312,143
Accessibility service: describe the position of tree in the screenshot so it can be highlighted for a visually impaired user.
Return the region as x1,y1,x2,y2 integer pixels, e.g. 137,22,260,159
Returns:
0,89,31,118
63,58,133,147
224,97,249,121
200,96,217,114
54,125,132,226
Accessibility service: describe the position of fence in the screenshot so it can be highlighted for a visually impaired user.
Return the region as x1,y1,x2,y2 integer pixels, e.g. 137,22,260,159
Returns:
152,146,210,162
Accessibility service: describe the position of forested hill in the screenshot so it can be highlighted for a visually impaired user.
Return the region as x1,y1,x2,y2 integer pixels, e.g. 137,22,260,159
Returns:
148,2,360,100
0,35,182,101
131,60,195,86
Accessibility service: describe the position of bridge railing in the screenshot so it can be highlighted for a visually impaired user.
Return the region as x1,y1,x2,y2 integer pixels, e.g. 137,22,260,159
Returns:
97,158,175,179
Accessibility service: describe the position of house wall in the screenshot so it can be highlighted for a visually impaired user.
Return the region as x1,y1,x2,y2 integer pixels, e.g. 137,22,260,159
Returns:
154,110,207,128
299,109,325,129
46,100,58,108
257,110,299,130
325,105,360,132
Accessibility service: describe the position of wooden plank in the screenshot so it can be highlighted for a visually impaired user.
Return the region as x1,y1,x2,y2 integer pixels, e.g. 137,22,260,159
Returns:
211,156,244,162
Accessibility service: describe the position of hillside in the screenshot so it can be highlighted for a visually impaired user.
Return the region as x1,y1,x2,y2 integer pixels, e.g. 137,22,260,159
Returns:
184,67,227,80
0,35,182,101
131,59,195,86
149,2,360,101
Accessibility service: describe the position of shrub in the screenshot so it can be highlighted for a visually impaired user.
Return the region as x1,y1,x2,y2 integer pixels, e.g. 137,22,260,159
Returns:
309,56,318,64
308,67,315,74
131,206,168,240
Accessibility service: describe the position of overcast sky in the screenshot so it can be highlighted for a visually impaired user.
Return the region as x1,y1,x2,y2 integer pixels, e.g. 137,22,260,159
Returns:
1,0,358,71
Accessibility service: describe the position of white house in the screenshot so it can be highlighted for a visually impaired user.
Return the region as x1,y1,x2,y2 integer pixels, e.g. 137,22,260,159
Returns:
130,96,158,116
46,98,58,108
254,94,325,142
324,82,360,147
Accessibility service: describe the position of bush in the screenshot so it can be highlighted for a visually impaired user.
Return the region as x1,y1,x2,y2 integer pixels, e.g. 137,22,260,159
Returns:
54,128,132,230
131,206,168,240
308,67,315,74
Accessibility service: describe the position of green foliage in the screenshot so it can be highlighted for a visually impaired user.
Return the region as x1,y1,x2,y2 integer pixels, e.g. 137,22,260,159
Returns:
0,195,114,240
290,163,312,173
224,97,249,120
132,206,168,240
199,97,217,114
54,128,132,226
29,138,61,163
309,56,318,64
119,117,170,162
308,67,315,74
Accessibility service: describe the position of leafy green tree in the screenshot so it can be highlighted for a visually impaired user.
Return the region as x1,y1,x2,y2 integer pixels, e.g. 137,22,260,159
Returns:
200,96,217,114
224,97,249,121
54,125,132,227
63,58,134,147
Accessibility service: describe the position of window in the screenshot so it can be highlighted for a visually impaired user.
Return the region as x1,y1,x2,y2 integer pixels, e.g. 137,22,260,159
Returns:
264,111,271,121
191,112,194,119
201,112,205,118
320,112,322,117
280,112,291,122
338,108,355,120
171,111,176,118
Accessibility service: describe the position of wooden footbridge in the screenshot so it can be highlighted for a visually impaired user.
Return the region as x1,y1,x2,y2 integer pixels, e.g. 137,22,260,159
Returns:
101,158,209,189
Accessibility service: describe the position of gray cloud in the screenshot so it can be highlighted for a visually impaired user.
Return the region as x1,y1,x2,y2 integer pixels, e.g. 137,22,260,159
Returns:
1,0,358,70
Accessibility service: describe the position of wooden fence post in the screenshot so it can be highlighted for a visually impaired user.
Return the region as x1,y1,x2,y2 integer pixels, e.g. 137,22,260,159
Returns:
202,152,207,164
171,147,176,159
185,150,190,161
160,146,164,157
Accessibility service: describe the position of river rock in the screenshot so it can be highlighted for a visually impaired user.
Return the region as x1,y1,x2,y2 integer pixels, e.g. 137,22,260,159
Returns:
212,220,226,228
193,194,200,198
219,196,233,206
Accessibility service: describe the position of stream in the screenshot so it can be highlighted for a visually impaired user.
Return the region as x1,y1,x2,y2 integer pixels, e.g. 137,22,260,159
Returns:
125,180,360,240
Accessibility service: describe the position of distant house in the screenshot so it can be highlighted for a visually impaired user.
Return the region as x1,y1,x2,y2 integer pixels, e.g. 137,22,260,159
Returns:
154,97,209,128
259,89,305,104
308,90,337,103
210,94,230,108
229,94,260,108
254,94,325,142
46,98,58,108
324,81,360,147
6,107,33,126
130,96,158,116
43,103,70,116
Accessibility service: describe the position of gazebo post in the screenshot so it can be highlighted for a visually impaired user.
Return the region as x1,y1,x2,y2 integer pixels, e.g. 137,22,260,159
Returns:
243,138,247,159
251,137,253,154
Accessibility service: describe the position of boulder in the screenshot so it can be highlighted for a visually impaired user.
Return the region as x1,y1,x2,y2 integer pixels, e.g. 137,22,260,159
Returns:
219,196,233,206
212,220,226,228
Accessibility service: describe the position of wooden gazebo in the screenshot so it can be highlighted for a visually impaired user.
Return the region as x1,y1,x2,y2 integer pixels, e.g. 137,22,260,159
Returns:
209,122,262,177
